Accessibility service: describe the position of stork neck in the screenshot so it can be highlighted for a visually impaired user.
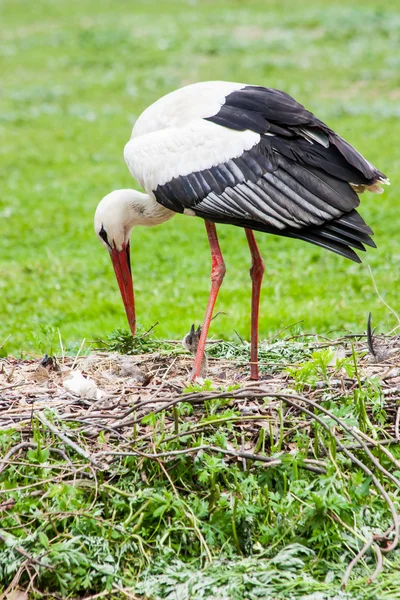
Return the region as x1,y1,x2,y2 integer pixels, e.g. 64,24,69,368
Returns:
128,191,175,227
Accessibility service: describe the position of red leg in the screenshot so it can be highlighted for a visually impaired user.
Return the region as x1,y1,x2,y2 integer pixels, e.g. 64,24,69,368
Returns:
191,222,226,380
245,229,265,380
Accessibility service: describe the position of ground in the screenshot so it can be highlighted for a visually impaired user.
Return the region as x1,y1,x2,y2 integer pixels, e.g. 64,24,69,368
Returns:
1,331,400,598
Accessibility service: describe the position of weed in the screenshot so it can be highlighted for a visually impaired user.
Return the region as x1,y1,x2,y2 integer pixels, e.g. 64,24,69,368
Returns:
184,379,215,394
287,347,357,392
28,324,59,357
101,327,176,355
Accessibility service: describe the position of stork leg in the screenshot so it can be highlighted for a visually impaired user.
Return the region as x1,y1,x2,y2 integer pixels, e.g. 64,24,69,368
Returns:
245,229,265,380
191,221,226,380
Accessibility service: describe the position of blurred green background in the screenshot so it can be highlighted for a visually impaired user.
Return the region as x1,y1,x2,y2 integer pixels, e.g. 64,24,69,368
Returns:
1,0,400,355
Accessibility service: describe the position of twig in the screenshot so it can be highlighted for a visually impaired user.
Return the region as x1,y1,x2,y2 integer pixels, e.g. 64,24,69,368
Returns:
0,381,31,393
356,429,400,470
0,442,36,475
396,406,400,442
0,467,88,495
70,337,87,371
368,543,384,583
77,591,110,600
112,584,142,599
35,412,104,469
0,530,53,570
57,328,65,363
0,334,11,350
96,445,325,474
341,538,373,589
367,313,376,359
0,442,75,475
267,320,304,343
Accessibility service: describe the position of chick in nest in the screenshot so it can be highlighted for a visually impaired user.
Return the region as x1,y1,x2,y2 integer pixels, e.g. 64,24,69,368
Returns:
367,313,390,363
182,324,208,378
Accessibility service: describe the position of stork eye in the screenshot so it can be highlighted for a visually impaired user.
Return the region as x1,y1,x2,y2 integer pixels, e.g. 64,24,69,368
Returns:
99,225,111,247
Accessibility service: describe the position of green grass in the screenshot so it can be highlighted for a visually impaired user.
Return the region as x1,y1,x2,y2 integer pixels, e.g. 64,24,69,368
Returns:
1,0,400,355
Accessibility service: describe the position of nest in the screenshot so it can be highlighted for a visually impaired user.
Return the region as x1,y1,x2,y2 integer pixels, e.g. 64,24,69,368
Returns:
1,332,400,586
1,333,400,432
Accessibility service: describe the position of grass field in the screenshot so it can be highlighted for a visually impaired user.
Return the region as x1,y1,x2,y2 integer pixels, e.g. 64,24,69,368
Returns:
2,2,400,597
1,0,400,356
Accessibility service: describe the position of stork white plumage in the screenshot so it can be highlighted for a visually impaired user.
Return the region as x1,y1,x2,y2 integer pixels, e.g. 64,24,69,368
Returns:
94,81,388,380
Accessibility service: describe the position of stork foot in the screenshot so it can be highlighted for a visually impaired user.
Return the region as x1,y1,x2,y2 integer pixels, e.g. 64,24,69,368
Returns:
249,361,260,381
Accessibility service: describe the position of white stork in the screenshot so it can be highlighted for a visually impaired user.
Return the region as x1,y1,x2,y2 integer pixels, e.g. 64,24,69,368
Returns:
94,81,388,380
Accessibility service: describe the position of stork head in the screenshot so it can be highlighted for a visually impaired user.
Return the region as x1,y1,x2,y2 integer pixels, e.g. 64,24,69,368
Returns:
95,188,175,336
94,189,145,337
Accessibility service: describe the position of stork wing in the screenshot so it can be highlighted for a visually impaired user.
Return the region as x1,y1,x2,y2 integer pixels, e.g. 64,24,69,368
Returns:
205,86,385,183
125,85,387,262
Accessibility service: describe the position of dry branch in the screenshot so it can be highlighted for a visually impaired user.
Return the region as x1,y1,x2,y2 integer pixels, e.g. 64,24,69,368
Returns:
35,412,104,470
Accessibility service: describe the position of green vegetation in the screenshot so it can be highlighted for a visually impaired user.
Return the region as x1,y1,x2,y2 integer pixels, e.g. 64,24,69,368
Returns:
1,335,400,598
1,0,400,356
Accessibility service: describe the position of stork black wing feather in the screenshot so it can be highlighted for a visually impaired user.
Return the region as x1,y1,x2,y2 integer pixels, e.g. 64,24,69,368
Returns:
191,208,364,264
154,85,386,262
217,86,316,126
154,140,374,262
206,85,386,184
208,104,270,134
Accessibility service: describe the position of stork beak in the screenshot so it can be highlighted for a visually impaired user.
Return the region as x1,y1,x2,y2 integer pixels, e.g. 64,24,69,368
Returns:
110,242,136,336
